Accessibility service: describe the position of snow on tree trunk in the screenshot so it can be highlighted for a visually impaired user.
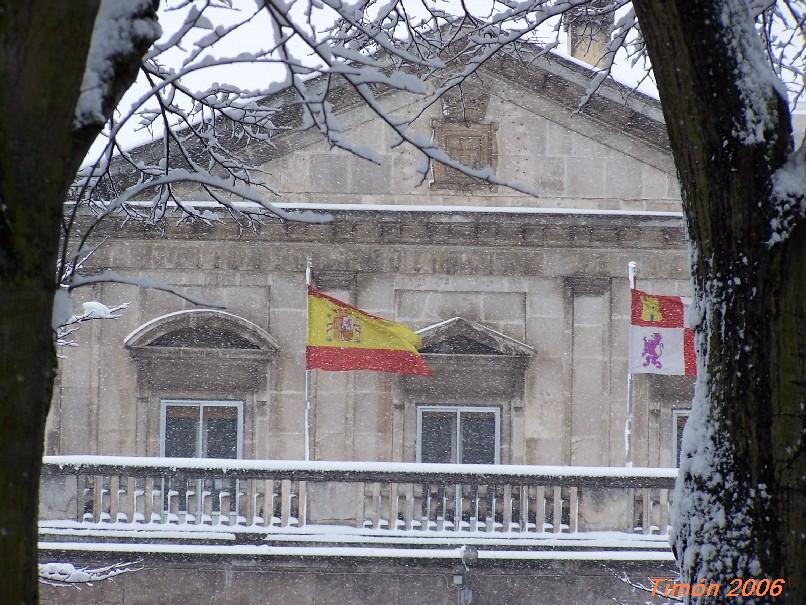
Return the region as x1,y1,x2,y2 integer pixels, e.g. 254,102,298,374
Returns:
633,0,806,602
0,2,158,602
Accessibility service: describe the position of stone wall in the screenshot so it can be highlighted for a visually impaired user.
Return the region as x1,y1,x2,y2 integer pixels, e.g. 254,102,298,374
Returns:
51,51,696,470
48,209,692,469
39,553,674,605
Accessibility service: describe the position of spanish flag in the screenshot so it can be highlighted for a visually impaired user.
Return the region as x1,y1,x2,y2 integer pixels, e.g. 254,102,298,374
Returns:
306,287,432,377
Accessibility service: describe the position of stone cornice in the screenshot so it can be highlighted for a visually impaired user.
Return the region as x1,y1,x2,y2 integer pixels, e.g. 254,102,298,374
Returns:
77,207,685,251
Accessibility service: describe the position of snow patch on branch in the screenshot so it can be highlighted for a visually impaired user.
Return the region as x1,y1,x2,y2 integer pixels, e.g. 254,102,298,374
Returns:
53,295,130,348
39,561,141,588
719,0,787,145
75,0,161,129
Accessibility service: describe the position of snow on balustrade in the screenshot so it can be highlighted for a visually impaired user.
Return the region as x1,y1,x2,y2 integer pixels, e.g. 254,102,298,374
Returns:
40,456,678,550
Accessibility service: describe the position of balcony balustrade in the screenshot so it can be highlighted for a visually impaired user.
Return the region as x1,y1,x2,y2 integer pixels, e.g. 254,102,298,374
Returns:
40,456,677,545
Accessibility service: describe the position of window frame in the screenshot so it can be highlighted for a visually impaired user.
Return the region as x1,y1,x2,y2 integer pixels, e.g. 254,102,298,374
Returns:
672,409,691,467
160,399,244,459
415,405,501,464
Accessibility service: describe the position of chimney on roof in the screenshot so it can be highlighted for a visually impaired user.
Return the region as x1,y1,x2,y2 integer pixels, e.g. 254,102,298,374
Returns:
563,1,615,66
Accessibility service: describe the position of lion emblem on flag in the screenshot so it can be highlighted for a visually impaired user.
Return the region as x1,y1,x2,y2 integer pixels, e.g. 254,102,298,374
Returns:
642,332,663,368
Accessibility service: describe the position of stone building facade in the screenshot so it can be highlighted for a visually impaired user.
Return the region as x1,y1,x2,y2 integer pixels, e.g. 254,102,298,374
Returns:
50,206,691,467
41,50,703,605
47,52,692,471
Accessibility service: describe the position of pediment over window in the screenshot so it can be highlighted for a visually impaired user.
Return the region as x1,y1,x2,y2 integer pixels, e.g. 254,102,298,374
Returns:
416,317,534,357
402,317,533,402
125,309,278,359
149,326,259,349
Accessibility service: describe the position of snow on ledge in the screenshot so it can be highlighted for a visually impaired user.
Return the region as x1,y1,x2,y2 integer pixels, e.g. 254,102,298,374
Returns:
43,455,680,480
38,523,672,550
76,199,684,219
222,201,684,219
39,541,674,561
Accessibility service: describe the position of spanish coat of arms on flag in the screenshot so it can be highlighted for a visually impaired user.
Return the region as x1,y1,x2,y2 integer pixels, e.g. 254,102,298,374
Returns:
306,287,432,377
628,289,696,376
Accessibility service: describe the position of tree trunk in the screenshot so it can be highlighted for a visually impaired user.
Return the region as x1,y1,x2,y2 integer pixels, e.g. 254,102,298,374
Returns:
0,3,156,602
633,0,805,602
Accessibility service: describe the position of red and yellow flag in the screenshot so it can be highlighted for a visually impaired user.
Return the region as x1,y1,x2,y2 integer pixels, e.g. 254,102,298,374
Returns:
306,287,432,377
629,289,696,376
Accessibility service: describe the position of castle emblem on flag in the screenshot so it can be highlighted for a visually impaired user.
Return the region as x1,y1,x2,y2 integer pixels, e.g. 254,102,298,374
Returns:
642,332,664,368
640,295,663,322
327,311,361,343
629,289,696,376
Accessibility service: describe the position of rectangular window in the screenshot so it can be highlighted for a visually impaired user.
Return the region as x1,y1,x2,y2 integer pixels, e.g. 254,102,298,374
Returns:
162,400,242,459
672,409,690,467
160,400,242,521
417,406,500,464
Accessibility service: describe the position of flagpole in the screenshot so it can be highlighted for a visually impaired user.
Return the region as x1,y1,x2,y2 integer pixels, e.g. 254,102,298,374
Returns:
625,261,637,467
304,257,313,462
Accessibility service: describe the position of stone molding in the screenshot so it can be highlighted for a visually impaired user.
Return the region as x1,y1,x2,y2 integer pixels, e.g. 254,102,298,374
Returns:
83,210,686,251
125,309,278,355
126,310,277,393
417,317,535,357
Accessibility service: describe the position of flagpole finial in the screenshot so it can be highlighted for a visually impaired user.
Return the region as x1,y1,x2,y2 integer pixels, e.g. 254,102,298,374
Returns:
628,261,637,289
306,256,313,288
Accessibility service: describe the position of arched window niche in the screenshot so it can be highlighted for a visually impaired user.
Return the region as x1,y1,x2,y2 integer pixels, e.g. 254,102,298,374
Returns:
124,310,279,459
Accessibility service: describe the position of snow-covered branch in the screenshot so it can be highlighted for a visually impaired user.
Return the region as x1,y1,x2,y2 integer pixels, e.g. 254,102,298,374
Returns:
68,271,223,308
62,0,803,340
600,563,683,604
53,239,134,347
39,561,142,588
75,0,161,130
69,0,645,261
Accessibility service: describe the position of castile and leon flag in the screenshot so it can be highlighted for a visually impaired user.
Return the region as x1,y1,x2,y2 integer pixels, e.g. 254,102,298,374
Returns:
306,287,433,377
629,289,696,376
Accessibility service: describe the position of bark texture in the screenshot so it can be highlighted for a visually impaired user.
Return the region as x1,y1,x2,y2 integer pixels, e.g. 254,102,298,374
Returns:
633,0,805,602
0,2,157,602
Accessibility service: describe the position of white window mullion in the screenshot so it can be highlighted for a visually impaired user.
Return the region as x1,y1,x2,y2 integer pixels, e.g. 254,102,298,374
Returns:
197,404,204,458
455,410,462,464
494,411,501,465
237,405,244,459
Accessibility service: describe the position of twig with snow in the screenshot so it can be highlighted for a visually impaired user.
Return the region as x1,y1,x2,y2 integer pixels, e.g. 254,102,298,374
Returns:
39,560,142,589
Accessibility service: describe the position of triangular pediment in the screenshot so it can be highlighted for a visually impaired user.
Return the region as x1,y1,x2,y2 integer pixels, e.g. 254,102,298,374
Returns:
110,47,679,212
417,317,534,357
257,51,670,162
258,60,672,167
480,52,669,154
